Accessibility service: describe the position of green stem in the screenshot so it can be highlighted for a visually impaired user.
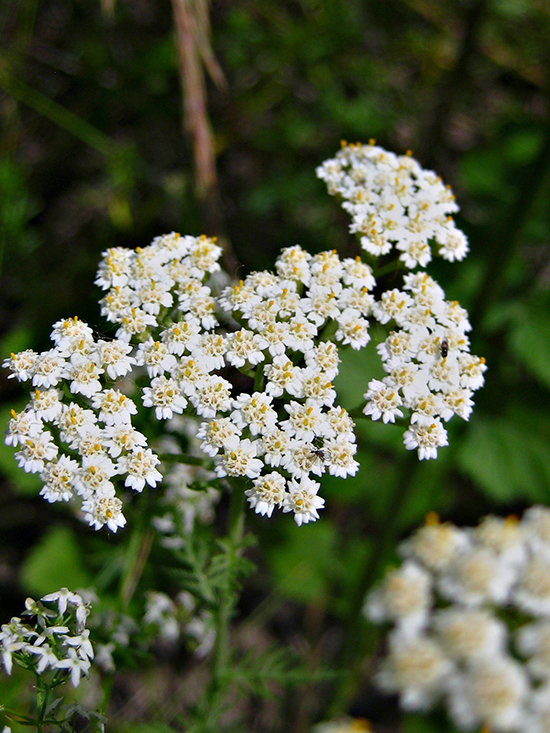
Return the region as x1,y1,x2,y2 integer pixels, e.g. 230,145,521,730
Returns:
371,257,405,279
254,364,265,392
203,486,245,729
36,674,51,733
119,490,154,609
324,453,419,718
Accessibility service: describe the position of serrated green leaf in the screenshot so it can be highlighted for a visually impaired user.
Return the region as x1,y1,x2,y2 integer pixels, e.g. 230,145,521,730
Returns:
20,525,91,597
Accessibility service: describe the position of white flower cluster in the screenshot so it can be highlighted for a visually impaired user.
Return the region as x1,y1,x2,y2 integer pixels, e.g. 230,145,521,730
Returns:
365,507,550,732
364,272,486,459
3,316,161,533
4,144,486,527
5,236,368,528
0,588,92,688
317,140,469,265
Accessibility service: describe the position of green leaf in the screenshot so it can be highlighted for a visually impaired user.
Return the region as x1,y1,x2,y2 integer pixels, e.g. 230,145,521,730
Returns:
20,525,91,597
457,412,550,504
508,305,550,389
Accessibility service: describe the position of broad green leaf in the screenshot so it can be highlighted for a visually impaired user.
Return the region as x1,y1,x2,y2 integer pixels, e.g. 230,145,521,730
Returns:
508,306,550,389
20,525,91,598
457,413,550,504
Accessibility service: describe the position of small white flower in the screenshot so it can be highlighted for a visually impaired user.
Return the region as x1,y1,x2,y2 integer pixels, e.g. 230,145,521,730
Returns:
160,320,201,355
122,448,162,492
325,438,359,478
282,476,325,526
3,349,38,381
82,490,126,532
403,417,448,460
67,355,104,397
31,349,67,388
142,376,187,420
30,388,63,421
41,587,83,616
197,417,241,457
5,408,43,447
92,389,138,425
282,400,325,443
365,561,432,636
225,329,267,368
447,656,528,732
216,438,263,479
230,392,278,436
438,546,516,607
363,379,404,423
54,646,91,687
376,632,452,711
39,455,79,502
191,376,233,418
399,516,469,571
245,472,287,518
434,608,507,662
335,312,371,349
513,556,550,617
95,339,136,379
522,506,550,561
135,338,177,377
15,432,58,473
275,245,312,284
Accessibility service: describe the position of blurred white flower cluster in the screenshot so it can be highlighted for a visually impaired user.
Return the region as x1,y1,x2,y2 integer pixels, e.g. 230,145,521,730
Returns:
144,590,215,658
0,588,92,687
4,144,486,529
365,507,550,732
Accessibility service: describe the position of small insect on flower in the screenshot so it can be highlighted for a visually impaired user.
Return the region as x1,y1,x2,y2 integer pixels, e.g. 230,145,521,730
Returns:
440,339,448,359
310,447,326,462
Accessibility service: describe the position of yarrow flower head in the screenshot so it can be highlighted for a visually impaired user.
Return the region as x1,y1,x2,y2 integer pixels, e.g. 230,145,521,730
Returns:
4,144,485,529
365,507,550,732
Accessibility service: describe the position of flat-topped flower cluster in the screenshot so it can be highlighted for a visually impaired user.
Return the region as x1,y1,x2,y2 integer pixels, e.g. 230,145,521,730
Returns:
3,144,486,531
365,507,550,732
316,140,468,265
4,234,365,529
0,589,92,688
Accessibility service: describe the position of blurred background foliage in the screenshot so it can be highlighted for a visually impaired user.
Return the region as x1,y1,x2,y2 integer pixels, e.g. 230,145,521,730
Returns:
1,0,550,731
